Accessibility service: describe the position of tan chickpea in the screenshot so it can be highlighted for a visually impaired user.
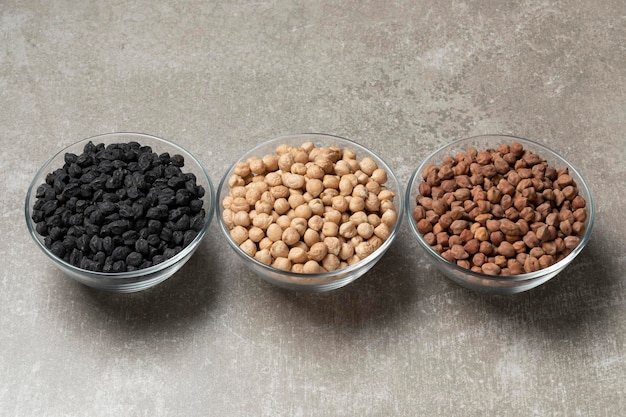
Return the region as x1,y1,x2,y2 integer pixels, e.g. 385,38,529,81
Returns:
374,223,391,240
306,163,325,180
321,221,339,237
308,215,324,231
288,247,309,264
270,240,289,259
323,208,342,224
252,213,273,230
351,184,368,200
280,226,300,246
247,157,266,175
254,248,272,265
308,242,328,262
364,193,380,212
365,180,381,195
381,210,397,227
275,215,292,230
270,185,290,199
288,193,306,209
339,221,358,239
371,168,387,184
294,204,313,219
290,217,308,236
305,178,324,197
222,208,235,229
368,235,383,250
355,241,376,258
300,141,314,153
324,236,341,256
349,196,366,212
240,239,257,257
266,223,283,242
308,198,325,216
272,257,292,271
315,155,335,173
359,157,378,175
347,254,361,265
233,210,251,227
262,154,278,171
303,228,321,247
323,175,340,189
322,253,341,271
339,242,355,260
274,198,290,214
349,211,368,225
260,190,275,205
303,260,321,274
378,189,395,202
339,175,355,196
234,161,251,177
265,171,282,187
335,159,352,176
331,195,349,212
228,174,245,187
380,199,395,214
258,237,273,251
254,200,272,215
368,213,381,227
291,263,304,273
357,222,374,239
248,226,265,243
277,152,295,172
320,188,338,205
230,225,248,245
355,170,369,185
283,172,306,189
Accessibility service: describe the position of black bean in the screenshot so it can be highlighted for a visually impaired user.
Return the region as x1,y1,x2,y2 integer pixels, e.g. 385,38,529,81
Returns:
126,251,143,267
135,238,149,255
146,205,168,219
50,240,66,258
167,175,186,189
111,260,126,272
159,227,173,242
171,154,184,167
190,212,205,231
109,219,130,235
183,230,198,247
147,220,162,234
89,235,103,253
172,230,184,246
64,153,78,164
102,236,114,254
48,226,66,241
69,248,83,266
111,246,131,261
176,214,190,231
35,221,48,236
147,234,161,247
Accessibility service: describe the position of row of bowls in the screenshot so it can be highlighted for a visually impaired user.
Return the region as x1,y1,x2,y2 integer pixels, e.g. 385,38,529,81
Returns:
25,132,595,294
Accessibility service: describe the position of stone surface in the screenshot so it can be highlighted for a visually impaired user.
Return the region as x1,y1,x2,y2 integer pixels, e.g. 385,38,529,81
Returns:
1,1,624,416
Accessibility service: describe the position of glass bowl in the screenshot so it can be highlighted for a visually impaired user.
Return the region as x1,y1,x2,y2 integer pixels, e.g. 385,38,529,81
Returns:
25,132,215,293
216,133,404,292
405,134,595,294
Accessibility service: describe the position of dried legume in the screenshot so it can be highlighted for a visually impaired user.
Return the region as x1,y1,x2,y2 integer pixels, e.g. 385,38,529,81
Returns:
31,141,206,272
412,142,587,276
222,142,397,273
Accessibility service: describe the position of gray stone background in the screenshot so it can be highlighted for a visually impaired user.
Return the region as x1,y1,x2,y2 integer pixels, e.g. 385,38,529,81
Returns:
1,1,624,416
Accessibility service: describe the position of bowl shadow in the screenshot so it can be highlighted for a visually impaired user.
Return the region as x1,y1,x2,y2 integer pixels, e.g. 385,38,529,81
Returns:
462,231,618,339
67,232,223,336
265,229,421,331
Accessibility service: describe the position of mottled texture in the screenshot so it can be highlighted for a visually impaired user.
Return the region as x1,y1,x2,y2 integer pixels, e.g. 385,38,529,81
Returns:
1,1,624,416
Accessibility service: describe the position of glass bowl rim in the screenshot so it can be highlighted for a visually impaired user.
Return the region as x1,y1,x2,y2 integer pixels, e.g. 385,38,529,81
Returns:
404,133,596,283
25,131,215,280
216,132,405,281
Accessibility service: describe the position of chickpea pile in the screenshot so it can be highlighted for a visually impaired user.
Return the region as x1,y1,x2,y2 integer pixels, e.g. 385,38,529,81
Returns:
413,142,587,276
222,142,398,273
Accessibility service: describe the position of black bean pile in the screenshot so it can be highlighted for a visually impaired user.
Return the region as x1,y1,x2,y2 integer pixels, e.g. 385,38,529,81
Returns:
31,141,206,272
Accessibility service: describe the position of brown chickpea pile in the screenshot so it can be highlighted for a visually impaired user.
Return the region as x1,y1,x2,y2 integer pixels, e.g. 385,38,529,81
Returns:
413,142,587,276
222,141,398,273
